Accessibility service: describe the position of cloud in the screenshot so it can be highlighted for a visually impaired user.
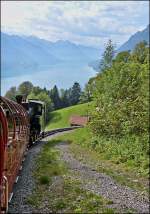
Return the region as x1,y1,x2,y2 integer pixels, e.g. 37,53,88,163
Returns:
1,1,149,48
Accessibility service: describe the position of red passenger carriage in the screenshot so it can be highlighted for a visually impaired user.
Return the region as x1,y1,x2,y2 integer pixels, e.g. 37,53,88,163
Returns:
0,97,29,213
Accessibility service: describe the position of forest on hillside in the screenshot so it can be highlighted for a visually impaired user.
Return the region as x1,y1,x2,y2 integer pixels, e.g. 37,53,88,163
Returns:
5,80,90,122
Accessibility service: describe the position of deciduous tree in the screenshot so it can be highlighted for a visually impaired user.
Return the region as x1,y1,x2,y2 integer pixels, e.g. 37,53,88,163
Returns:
5,86,17,101
18,81,33,98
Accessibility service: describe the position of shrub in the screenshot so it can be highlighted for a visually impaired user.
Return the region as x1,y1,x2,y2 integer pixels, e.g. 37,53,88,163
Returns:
39,175,50,185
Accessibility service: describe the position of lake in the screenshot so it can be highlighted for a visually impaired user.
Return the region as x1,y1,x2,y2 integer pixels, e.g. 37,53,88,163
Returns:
1,62,96,95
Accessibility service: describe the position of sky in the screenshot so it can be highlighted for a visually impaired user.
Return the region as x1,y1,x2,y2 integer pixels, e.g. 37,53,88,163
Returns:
1,1,149,49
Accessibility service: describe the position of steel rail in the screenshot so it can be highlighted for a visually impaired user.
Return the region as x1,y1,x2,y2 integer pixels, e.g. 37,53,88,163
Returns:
33,126,82,143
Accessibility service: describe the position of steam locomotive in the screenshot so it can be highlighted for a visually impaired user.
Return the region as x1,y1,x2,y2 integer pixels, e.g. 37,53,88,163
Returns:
0,95,45,213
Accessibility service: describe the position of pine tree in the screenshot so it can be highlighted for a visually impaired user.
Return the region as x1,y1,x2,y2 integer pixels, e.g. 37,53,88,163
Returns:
49,85,61,109
79,83,91,104
70,82,81,105
60,89,70,108
99,39,115,71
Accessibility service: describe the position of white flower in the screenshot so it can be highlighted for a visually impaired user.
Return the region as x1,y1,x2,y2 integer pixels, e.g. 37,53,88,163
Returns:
96,107,100,111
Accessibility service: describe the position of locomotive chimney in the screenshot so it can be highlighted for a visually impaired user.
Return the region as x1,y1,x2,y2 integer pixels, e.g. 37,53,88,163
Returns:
16,95,23,104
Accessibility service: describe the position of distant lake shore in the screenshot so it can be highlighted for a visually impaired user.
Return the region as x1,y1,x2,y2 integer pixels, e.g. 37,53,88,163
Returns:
1,62,96,95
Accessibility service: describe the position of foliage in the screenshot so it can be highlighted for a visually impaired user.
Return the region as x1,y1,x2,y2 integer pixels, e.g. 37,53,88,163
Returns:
90,134,149,174
87,41,149,178
39,176,50,185
115,51,131,63
5,86,17,101
49,85,61,110
5,80,84,111
60,82,83,107
18,81,33,98
60,89,70,107
70,82,82,105
55,127,149,193
131,41,148,64
31,86,44,96
79,83,92,104
49,40,149,183
90,42,149,138
60,88,73,107
99,39,115,71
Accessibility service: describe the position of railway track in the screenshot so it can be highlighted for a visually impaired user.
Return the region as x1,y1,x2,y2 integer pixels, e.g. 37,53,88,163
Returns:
34,126,82,143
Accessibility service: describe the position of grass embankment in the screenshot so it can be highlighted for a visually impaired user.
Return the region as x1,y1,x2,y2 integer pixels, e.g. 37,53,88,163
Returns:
27,140,115,213
46,102,92,130
45,103,149,194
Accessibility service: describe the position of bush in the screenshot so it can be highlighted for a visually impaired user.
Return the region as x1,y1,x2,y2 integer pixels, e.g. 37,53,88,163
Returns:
90,42,149,138
88,42,149,176
39,175,50,185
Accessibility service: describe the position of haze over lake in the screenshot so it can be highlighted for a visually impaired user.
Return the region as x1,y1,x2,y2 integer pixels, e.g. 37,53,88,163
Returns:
1,62,96,95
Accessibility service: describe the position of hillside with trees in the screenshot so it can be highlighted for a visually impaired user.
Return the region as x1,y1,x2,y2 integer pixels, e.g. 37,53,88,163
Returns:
45,40,149,177
4,39,149,213
41,41,149,207
88,40,149,176
5,80,87,121
4,40,149,177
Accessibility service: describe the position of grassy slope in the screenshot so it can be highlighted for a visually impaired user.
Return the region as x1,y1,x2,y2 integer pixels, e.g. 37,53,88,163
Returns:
46,102,92,130
45,103,148,195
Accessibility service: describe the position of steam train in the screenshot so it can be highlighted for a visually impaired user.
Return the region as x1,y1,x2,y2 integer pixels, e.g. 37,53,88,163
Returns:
0,95,45,213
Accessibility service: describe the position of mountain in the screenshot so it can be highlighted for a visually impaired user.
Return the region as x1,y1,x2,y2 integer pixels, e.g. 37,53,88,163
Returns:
1,32,61,77
118,25,149,52
89,25,149,72
23,37,100,62
1,32,100,78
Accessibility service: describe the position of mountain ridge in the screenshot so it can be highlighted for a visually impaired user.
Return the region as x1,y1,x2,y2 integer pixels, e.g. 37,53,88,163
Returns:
118,24,149,52
90,25,149,72
1,32,100,78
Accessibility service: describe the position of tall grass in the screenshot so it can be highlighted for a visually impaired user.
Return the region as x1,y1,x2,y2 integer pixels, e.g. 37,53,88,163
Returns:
55,127,149,177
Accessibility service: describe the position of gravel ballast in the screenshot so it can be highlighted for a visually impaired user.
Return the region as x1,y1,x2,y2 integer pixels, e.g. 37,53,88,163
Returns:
55,142,149,214
8,131,73,214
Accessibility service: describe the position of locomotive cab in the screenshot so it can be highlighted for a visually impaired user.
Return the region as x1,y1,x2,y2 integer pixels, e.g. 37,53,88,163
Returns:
22,99,46,144
15,96,45,144
28,100,44,116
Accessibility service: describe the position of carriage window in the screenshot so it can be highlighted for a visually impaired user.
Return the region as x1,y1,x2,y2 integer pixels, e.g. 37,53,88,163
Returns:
37,105,42,115
29,103,42,116
5,109,14,139
15,115,21,133
1,102,15,140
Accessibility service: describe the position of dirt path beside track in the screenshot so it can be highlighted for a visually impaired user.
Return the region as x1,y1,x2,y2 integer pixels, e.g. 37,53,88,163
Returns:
54,142,149,213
